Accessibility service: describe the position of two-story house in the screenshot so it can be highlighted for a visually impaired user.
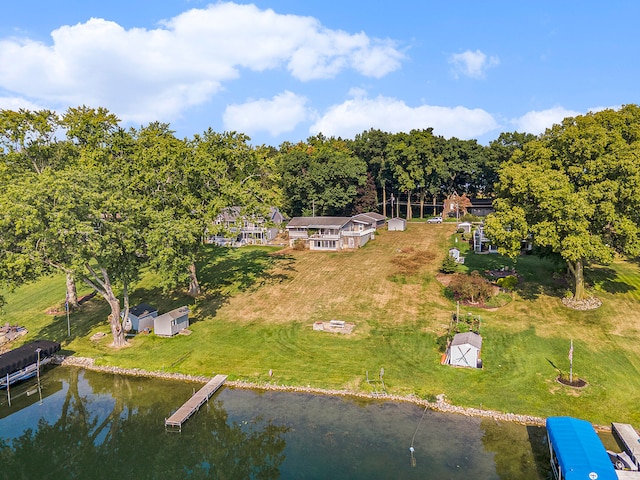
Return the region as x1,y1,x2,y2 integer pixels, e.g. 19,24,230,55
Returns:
286,212,385,251
207,206,285,246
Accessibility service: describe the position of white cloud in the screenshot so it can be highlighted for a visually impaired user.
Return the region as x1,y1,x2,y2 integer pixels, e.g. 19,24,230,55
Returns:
512,106,582,134
0,96,45,111
449,49,499,79
0,2,403,125
310,94,499,140
223,91,312,137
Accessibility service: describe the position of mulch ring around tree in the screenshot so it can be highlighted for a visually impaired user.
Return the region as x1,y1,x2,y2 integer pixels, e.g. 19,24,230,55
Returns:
561,296,602,310
556,375,588,388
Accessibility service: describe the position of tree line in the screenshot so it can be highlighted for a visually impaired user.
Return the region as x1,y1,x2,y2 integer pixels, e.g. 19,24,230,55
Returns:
2,104,640,344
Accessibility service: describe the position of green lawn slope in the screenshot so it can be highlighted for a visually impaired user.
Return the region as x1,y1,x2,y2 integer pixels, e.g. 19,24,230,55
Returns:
3,222,639,425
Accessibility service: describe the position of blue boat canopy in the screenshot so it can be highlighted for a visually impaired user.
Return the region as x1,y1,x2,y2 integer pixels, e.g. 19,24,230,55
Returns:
546,416,617,480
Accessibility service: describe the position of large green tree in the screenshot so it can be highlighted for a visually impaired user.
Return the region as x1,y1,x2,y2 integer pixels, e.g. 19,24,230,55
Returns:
350,129,393,216
0,108,81,306
484,105,640,301
484,132,536,195
278,135,366,217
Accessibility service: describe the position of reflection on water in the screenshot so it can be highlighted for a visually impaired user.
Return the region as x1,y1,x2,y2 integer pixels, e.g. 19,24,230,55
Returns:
0,367,551,479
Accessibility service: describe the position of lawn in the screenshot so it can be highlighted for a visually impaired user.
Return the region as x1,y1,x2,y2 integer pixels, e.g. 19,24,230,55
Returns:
3,222,640,426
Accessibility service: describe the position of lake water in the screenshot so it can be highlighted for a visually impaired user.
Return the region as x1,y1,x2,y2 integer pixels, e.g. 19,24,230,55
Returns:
0,366,553,479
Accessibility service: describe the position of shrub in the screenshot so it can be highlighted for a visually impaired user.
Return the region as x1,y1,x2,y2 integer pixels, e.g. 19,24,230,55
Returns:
440,254,458,274
448,271,494,304
496,275,518,291
292,239,306,251
436,334,449,353
460,213,480,223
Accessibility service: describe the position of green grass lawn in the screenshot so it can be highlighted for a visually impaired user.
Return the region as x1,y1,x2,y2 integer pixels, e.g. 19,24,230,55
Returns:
3,223,640,426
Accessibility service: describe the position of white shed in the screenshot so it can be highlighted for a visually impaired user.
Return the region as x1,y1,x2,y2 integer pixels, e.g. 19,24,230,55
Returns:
387,217,406,231
457,222,473,234
154,306,190,337
448,332,482,368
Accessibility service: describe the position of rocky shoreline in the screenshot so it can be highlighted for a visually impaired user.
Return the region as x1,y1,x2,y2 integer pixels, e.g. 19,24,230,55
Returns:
54,355,610,432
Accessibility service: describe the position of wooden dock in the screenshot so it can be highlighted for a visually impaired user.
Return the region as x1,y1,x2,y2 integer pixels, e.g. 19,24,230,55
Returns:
612,423,640,469
165,374,227,431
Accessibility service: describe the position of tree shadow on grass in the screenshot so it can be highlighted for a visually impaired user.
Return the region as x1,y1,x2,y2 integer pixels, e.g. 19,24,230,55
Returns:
463,252,561,301
38,247,297,342
38,297,110,345
197,247,296,292
193,246,297,320
128,285,200,324
586,265,635,294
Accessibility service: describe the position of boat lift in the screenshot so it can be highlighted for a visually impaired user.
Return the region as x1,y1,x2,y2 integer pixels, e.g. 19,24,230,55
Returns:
546,416,618,480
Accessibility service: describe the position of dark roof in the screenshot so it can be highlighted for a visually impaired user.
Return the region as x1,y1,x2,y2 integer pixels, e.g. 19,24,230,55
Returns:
469,198,494,206
451,332,482,349
268,207,285,223
286,217,353,229
129,303,158,317
0,340,61,377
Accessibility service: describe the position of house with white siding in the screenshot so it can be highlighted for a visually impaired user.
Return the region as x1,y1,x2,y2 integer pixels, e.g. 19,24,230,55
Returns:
286,212,383,251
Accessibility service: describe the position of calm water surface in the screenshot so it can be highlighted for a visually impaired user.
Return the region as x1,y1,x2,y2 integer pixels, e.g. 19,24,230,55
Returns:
0,366,552,479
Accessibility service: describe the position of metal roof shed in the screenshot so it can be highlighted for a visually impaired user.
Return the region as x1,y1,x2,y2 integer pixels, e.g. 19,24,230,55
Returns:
546,416,617,480
387,217,406,231
448,332,482,368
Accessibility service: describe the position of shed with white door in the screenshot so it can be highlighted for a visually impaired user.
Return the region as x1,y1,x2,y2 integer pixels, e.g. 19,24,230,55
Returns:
447,332,482,368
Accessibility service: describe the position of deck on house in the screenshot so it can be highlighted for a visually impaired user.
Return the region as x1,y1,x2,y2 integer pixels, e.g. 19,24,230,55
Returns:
165,374,227,431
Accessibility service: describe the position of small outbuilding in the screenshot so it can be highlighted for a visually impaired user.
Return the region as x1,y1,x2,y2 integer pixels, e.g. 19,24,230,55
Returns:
448,332,482,368
448,247,465,264
154,306,190,337
387,217,406,231
457,221,473,234
123,303,158,333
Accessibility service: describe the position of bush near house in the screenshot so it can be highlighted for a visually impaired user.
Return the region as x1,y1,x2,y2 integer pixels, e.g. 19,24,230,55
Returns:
496,275,518,291
440,254,459,274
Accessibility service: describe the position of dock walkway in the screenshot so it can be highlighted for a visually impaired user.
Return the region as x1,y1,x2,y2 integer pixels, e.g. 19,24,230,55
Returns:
613,423,640,469
165,374,227,431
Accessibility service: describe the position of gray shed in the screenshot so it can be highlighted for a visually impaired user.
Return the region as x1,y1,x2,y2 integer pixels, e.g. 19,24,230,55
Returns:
448,332,482,368
387,217,406,231
154,306,190,337
123,303,158,333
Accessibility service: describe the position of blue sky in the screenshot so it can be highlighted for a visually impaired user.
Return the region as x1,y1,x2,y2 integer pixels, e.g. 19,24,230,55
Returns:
1,1,638,147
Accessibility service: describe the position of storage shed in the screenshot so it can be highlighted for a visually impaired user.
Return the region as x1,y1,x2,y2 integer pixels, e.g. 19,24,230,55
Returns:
387,217,406,231
457,222,473,234
154,306,190,337
448,332,482,368
123,303,158,333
